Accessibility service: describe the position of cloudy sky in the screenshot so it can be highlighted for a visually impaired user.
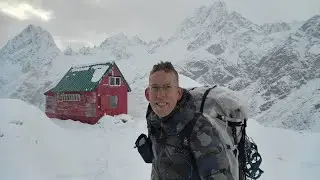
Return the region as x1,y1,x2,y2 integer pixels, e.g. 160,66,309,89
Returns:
0,0,319,50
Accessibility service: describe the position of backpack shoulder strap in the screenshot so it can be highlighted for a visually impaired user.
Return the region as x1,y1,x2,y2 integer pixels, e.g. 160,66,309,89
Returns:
199,85,217,113
179,85,218,145
178,112,202,149
177,112,202,174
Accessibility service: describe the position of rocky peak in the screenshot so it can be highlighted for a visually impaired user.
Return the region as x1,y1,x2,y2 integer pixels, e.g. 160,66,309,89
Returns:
176,1,228,35
146,37,166,54
175,1,262,40
299,15,320,38
64,46,78,56
99,33,130,48
22,24,42,35
195,1,228,24
261,22,291,34
0,24,60,62
148,37,164,45
130,35,147,46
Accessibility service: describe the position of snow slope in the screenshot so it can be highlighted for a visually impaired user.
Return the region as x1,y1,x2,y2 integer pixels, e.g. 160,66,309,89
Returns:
0,98,150,180
253,78,320,132
1,93,320,180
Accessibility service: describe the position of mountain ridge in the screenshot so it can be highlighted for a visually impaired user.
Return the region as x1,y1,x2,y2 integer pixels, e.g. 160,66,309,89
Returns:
0,1,319,132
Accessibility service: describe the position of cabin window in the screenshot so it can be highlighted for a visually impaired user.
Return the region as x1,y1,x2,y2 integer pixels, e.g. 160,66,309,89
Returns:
109,76,121,86
109,95,118,108
57,94,81,101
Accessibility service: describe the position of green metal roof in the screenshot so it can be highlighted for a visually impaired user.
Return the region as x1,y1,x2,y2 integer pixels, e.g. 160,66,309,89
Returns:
49,62,112,93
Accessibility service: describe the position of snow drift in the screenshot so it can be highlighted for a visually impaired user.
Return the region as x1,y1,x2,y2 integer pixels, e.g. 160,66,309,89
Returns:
1,97,320,180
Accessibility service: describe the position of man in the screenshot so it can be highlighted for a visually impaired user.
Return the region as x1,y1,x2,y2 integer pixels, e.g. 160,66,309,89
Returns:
143,61,234,180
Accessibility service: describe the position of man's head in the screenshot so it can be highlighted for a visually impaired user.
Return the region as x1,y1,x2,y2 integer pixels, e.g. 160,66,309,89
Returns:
146,61,182,118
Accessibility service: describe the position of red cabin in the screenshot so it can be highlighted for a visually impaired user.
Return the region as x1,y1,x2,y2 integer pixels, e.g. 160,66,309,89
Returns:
44,61,132,124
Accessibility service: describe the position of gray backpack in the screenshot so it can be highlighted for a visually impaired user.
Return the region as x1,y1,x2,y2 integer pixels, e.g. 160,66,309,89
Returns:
187,85,264,180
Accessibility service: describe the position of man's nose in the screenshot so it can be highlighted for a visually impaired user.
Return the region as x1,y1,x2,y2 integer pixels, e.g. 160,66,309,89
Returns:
156,88,167,97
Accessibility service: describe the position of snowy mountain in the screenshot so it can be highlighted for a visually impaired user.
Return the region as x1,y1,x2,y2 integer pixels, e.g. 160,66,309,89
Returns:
148,1,295,91
253,78,320,132
63,46,78,56
138,1,319,132
98,33,148,60
0,24,61,64
247,15,320,131
76,33,148,60
0,1,319,133
0,24,61,109
261,22,292,34
146,37,166,54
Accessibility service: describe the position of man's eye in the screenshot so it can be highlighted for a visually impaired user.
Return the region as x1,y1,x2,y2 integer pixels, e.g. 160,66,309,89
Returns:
149,85,173,93
150,87,159,91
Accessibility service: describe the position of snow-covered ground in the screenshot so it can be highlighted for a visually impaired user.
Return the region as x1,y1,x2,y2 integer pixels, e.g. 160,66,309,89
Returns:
0,98,150,180
1,78,320,180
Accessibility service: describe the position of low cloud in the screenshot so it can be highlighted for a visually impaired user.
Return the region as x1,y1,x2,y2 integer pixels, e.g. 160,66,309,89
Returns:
0,1,53,21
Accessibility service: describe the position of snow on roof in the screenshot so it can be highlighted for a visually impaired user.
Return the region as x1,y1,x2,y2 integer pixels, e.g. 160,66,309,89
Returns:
70,66,90,72
69,62,111,82
91,65,110,82
68,62,111,83
72,61,112,69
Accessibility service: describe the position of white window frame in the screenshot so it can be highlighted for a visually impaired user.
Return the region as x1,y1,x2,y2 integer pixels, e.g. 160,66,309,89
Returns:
57,94,81,101
109,76,121,86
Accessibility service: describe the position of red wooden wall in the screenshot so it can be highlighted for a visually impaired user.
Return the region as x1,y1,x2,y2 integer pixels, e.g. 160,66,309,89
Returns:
45,91,99,124
96,65,128,117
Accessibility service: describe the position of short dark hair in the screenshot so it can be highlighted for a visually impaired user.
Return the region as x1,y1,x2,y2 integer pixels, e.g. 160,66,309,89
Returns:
149,61,179,85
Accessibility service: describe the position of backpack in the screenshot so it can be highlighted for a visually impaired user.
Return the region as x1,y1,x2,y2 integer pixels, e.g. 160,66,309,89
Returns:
184,85,264,180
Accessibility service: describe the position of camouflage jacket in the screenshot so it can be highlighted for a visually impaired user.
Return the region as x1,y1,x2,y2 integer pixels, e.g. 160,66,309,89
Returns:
146,89,234,180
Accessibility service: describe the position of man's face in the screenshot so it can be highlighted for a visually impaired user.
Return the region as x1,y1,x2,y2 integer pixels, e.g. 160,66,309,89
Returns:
147,70,182,118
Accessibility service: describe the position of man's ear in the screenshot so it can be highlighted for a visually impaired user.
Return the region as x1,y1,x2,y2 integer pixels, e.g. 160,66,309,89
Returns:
145,87,150,101
177,87,183,100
